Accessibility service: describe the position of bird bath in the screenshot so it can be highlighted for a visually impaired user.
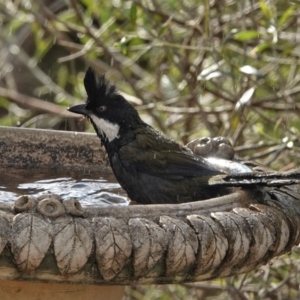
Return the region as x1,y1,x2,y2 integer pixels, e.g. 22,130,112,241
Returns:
0,126,126,299
1,126,300,300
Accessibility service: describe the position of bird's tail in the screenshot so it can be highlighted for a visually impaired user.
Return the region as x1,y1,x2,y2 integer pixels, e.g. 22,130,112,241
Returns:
209,169,300,187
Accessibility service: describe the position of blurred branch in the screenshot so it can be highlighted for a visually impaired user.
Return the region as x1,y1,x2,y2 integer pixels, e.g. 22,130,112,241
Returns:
0,87,77,118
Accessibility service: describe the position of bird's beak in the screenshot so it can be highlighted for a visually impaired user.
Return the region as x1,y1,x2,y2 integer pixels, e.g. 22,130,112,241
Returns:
68,104,89,116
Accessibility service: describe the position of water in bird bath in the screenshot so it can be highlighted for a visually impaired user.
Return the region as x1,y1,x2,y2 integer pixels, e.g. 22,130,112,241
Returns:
0,168,128,206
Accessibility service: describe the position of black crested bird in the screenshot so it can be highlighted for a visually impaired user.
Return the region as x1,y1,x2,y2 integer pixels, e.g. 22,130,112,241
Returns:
69,68,300,204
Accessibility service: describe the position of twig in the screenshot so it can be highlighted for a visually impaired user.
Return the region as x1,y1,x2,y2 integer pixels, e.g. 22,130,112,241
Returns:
0,87,78,118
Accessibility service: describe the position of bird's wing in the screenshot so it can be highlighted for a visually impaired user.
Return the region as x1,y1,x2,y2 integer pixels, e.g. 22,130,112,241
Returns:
119,141,222,179
126,150,221,179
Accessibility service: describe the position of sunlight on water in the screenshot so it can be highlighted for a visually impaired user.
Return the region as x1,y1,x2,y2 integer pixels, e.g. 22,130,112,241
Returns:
0,170,128,206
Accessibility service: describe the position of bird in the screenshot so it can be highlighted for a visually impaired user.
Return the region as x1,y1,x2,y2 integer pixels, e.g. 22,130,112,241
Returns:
68,68,300,204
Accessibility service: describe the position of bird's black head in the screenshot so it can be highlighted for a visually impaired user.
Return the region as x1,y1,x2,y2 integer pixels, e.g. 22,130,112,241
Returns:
69,68,143,146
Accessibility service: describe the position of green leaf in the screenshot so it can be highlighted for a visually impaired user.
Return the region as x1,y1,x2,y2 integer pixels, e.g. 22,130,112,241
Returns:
259,0,272,20
7,19,24,33
130,3,137,28
234,30,260,41
252,42,271,54
278,5,296,29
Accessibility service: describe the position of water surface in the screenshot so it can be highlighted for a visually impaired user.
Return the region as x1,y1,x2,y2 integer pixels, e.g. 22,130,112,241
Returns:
0,168,128,206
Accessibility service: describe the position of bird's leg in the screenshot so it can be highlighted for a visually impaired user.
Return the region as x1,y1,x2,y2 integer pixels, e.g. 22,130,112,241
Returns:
186,137,235,160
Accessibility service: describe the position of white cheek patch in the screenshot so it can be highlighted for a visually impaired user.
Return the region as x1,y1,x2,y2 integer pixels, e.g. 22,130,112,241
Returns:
90,114,120,142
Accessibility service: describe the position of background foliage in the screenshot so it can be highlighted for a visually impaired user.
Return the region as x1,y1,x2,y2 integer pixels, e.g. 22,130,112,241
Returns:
1,0,300,299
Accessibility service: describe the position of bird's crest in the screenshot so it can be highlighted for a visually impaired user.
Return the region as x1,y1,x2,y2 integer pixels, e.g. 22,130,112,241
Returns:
84,67,118,100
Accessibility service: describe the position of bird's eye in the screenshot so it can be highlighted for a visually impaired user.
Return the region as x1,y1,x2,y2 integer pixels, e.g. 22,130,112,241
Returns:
97,105,107,113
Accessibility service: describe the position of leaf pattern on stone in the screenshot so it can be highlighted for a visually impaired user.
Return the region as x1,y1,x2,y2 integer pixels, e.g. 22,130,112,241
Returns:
259,205,290,256
188,215,228,277
160,216,198,276
210,212,252,277
0,211,10,255
267,187,300,246
129,218,167,277
11,213,52,271
94,217,132,281
53,217,93,275
233,206,276,273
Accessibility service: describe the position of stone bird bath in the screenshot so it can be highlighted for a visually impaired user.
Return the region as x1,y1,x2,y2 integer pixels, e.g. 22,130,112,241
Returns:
0,126,300,299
